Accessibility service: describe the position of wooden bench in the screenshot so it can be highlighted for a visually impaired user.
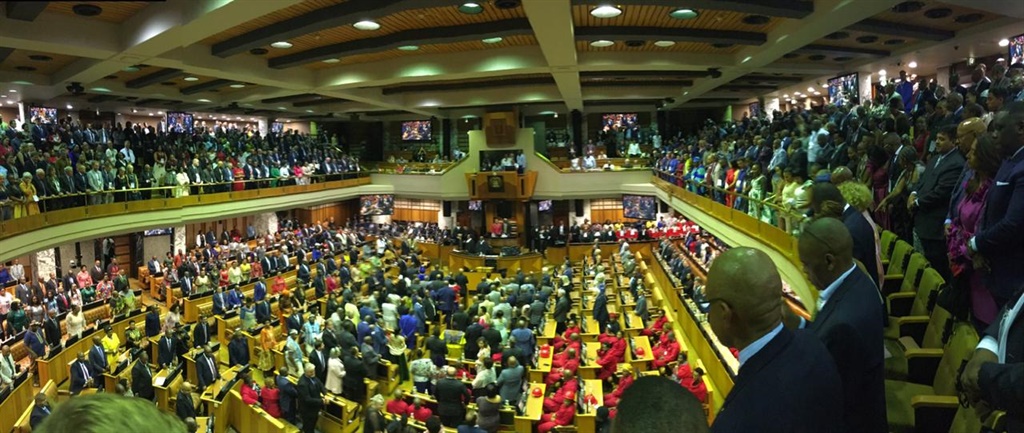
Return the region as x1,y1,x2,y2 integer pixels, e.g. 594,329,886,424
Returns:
12,380,57,433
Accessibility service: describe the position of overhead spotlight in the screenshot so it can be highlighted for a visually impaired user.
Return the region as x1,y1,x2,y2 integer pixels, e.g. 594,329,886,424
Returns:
270,41,293,49
66,104,73,110
184,76,199,81
65,82,85,95
458,3,484,14
353,20,380,31
908,61,917,68
398,45,420,51
878,69,887,76
590,40,614,47
669,8,698,19
590,5,622,18
482,37,504,44
807,86,814,92
653,41,676,47
999,38,1010,47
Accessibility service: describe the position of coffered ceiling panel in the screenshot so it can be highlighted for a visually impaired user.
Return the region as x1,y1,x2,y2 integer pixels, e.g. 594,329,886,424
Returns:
45,1,152,24
0,49,78,75
309,35,538,68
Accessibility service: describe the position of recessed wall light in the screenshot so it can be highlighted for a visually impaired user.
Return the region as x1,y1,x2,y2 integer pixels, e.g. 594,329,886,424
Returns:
669,8,698,19
353,20,380,31
653,41,676,47
184,76,199,82
482,37,503,44
590,5,622,18
590,40,615,47
270,41,293,49
398,45,420,51
8,89,15,93
998,39,1010,47
322,58,341,63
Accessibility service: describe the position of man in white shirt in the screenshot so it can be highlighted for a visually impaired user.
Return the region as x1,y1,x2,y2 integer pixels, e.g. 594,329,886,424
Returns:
806,120,828,172
120,142,136,164
0,345,17,388
9,259,24,283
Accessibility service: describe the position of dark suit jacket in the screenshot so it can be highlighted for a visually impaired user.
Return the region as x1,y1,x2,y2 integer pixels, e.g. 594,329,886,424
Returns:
435,378,470,417
806,267,887,433
228,339,249,367
841,206,881,288
976,149,1024,301
176,390,197,420
69,360,93,394
30,405,49,429
296,375,324,415
593,292,610,326
192,323,210,348
912,150,965,240
196,353,219,389
88,345,107,376
310,349,329,383
978,289,1024,430
711,328,843,433
157,335,176,366
132,361,155,400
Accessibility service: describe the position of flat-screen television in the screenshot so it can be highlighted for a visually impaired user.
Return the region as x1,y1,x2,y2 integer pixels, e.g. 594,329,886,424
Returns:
29,107,57,124
468,200,482,211
538,200,552,212
622,195,657,220
1009,33,1024,66
827,73,859,107
166,112,194,134
271,122,284,134
144,228,173,236
748,102,761,118
601,113,637,132
401,120,432,141
360,194,394,216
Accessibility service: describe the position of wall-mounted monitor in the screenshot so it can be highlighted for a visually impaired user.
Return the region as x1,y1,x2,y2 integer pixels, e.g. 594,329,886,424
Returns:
271,122,284,134
166,112,194,134
144,228,173,237
1009,33,1024,66
538,200,552,212
827,73,859,107
622,194,656,220
29,107,57,124
601,113,637,132
748,102,761,118
360,194,394,216
401,120,432,141
468,200,482,211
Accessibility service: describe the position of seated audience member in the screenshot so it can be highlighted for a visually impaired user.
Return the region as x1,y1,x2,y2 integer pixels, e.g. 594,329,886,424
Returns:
386,389,410,416
603,364,635,408
538,393,576,433
542,369,579,413
612,376,708,433
651,330,680,369
410,397,433,423
596,330,627,381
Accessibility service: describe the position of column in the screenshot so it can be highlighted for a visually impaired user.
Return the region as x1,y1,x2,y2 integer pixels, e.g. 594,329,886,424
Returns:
173,226,187,255
571,109,583,156
441,118,452,160
258,118,268,136
31,248,57,282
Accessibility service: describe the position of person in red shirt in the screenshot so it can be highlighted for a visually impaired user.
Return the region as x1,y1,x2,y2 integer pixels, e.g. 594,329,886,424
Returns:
546,363,579,387
596,331,627,381
385,390,410,416
261,379,282,418
409,398,433,422
240,373,261,406
552,326,580,352
538,395,576,433
218,264,230,288
651,332,680,369
674,352,694,382
543,371,579,413
603,365,634,408
640,310,669,338
272,275,287,295
680,367,708,404
551,347,577,370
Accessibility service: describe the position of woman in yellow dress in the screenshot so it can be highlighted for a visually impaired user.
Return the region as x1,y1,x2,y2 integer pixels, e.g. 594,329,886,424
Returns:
101,325,121,367
258,322,276,374
20,172,39,216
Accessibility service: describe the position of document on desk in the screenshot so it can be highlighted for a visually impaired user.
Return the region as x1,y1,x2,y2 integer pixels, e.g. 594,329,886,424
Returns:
154,376,166,387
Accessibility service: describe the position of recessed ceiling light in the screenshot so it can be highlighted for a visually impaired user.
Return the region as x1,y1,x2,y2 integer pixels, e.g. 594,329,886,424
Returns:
5,100,13,105
184,76,199,82
270,41,293,49
653,40,676,47
590,5,622,18
807,87,814,92
353,20,380,31
908,61,917,68
157,111,163,115
12,80,33,85
322,58,340,64
398,45,420,51
305,109,314,113
66,104,73,109
458,2,484,14
230,83,245,88
669,8,699,19
91,87,111,93
8,89,15,93
482,37,503,44
878,69,887,76
277,106,286,110
249,48,269,55
197,98,211,103
998,39,1010,47
590,40,615,47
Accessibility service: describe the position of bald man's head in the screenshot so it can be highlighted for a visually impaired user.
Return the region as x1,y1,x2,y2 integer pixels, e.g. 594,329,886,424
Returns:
705,248,783,348
798,217,854,291
612,377,708,433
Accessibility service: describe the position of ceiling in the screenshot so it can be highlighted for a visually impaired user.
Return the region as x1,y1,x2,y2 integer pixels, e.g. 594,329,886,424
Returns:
0,0,1020,121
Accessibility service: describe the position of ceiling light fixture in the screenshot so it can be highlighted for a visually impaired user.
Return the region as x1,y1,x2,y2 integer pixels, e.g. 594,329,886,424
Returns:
397,45,420,51
91,87,111,93
742,56,753,63
230,83,245,88
590,5,622,18
807,86,814,92
908,61,917,68
353,20,380,31
270,41,293,49
66,104,73,109
669,8,699,19
157,111,163,115
197,98,211,103
305,109,314,113
8,89,15,93
482,37,503,44
878,69,887,76
458,3,484,14
122,65,140,72
590,40,615,47
653,40,676,47
184,76,199,82
322,58,341,64
998,38,1010,47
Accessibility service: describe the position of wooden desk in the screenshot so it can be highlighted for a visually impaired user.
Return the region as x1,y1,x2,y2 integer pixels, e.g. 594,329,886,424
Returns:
537,321,556,344
448,251,543,275
36,309,146,387
580,342,602,380
514,382,545,433
630,336,653,371
103,358,136,393
319,392,362,433
154,365,184,412
227,389,299,433
0,375,35,433
576,379,605,433
624,311,644,335
530,346,553,383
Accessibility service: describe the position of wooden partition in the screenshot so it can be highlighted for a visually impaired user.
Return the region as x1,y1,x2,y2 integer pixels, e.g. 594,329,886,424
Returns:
0,376,35,433
447,251,543,275
36,309,147,387
226,390,299,433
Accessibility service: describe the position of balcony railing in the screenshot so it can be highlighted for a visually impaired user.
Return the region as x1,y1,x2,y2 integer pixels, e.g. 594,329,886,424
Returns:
0,174,371,240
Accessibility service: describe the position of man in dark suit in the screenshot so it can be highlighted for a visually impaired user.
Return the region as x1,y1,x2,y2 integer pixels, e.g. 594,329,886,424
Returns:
69,351,95,395
435,366,471,427
707,248,843,433
961,285,1024,431
276,367,299,424
176,381,198,421
132,351,156,401
145,306,161,338
309,339,329,383
227,332,249,367
42,310,62,348
195,345,220,392
29,393,51,430
88,336,108,377
192,316,210,348
342,347,368,403
809,183,882,289
157,329,176,368
593,286,610,333
296,362,325,433
909,125,965,283
212,287,228,316
970,104,1024,309
790,217,887,433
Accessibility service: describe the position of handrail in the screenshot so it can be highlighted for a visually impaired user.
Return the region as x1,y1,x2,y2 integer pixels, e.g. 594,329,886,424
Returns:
533,151,653,173
0,174,371,240
365,158,466,175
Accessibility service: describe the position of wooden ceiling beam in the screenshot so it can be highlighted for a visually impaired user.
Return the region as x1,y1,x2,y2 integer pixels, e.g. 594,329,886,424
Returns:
849,19,954,42
125,68,184,89
180,79,235,95
796,44,890,58
5,1,49,22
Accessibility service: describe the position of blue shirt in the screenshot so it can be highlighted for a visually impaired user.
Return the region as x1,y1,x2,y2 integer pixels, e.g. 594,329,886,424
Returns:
738,323,784,369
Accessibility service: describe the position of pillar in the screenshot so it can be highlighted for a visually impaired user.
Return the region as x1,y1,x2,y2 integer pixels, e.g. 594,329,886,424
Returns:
571,109,583,156
442,118,452,160
173,225,187,255
31,248,56,282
